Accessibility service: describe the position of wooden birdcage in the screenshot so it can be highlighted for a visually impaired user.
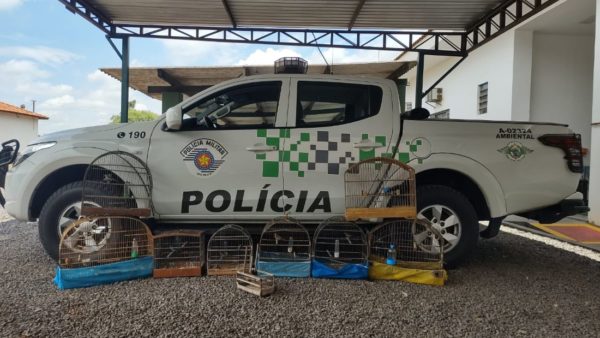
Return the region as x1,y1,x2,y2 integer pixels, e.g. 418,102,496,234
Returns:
153,231,205,278
368,219,447,285
236,271,275,297
256,217,311,278
207,224,253,276
344,157,416,221
311,217,368,279
58,217,153,269
81,151,153,218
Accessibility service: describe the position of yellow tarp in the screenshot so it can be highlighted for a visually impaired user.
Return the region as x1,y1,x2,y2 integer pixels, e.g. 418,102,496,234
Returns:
369,261,448,286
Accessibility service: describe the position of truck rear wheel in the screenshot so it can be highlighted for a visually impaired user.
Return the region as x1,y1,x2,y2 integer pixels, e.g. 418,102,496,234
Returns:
416,185,479,267
38,181,109,261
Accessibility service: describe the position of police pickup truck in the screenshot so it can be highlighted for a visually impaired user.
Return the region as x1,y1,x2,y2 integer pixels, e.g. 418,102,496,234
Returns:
0,74,588,266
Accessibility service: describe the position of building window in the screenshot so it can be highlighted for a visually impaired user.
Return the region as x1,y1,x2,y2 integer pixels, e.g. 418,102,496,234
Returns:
478,82,488,115
430,109,450,120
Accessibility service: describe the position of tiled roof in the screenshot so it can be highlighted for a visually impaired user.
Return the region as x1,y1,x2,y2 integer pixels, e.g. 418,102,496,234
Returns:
0,101,49,120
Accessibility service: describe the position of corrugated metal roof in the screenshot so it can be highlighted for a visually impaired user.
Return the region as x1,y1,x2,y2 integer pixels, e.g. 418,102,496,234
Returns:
0,102,49,120
86,0,504,30
101,61,416,99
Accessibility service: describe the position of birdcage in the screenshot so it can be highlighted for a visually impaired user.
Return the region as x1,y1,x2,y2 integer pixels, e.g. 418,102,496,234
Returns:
256,217,311,278
80,151,153,218
311,217,368,279
368,219,447,286
207,224,254,276
344,157,416,221
153,231,205,278
55,217,154,289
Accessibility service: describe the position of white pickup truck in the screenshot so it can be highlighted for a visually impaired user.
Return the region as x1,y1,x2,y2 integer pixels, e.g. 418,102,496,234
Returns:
0,74,588,266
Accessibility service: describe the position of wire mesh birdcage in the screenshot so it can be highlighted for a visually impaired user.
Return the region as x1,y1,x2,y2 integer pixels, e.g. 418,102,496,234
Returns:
344,157,416,221
207,224,254,276
153,231,205,278
368,219,447,285
81,151,153,218
256,217,311,278
311,217,368,279
58,217,153,268
55,217,154,289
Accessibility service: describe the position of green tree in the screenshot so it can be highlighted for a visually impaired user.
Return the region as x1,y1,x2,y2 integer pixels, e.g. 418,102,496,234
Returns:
111,101,159,124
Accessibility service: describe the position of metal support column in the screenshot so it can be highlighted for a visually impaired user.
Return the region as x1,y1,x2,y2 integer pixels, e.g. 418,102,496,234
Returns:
120,36,130,123
415,52,425,109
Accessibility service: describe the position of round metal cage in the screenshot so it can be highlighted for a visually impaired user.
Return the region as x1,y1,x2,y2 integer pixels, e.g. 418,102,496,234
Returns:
344,157,416,220
368,219,444,268
81,151,153,218
312,217,368,269
58,217,153,269
256,217,311,277
153,230,205,278
207,224,254,276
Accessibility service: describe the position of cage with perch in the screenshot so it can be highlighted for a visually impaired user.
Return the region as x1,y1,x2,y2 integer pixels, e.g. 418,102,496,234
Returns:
55,217,154,289
344,157,416,221
153,231,205,278
80,151,153,218
368,219,447,286
256,217,311,278
311,217,368,279
207,224,254,276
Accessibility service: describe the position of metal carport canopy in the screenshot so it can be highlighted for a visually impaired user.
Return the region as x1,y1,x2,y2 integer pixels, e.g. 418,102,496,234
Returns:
80,0,500,30
59,0,560,120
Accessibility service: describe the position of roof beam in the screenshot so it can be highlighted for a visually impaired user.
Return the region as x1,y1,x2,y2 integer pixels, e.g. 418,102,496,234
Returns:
348,0,367,30
466,0,559,51
157,69,184,87
386,62,415,80
221,0,237,28
59,0,111,34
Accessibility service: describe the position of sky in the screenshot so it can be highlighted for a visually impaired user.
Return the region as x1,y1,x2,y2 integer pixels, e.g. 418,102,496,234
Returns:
0,0,400,135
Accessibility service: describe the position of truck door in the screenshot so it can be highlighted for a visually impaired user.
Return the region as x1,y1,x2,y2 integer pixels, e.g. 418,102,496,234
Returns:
147,79,289,221
281,78,397,220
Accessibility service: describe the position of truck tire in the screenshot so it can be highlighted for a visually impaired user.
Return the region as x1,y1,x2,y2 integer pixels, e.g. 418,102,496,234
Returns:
38,181,107,261
416,185,479,267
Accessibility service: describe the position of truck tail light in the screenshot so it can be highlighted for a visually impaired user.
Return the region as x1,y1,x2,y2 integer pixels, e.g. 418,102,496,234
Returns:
538,134,583,173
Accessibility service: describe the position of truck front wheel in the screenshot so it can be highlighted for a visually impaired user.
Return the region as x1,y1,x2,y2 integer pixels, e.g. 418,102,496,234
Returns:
416,185,479,267
38,181,109,261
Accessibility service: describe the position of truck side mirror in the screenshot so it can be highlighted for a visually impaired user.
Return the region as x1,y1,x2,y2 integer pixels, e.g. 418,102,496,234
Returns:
401,107,430,120
165,105,183,131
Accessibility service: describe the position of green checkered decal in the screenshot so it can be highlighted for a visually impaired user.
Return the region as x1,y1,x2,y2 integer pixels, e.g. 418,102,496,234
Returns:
255,129,423,178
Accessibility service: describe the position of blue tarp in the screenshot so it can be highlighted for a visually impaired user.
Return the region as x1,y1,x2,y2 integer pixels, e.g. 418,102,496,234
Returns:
256,251,311,278
54,256,154,290
256,261,311,278
311,259,369,279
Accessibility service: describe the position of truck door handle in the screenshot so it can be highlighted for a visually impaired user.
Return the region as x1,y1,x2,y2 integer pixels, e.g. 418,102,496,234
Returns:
353,140,384,149
246,144,277,152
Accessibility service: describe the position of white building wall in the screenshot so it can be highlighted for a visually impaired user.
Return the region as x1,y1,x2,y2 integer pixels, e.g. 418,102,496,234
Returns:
588,0,600,224
530,33,595,152
404,31,518,121
511,30,534,122
0,113,39,146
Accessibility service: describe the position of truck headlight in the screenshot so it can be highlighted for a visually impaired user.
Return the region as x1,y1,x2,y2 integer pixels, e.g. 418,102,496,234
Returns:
14,142,57,166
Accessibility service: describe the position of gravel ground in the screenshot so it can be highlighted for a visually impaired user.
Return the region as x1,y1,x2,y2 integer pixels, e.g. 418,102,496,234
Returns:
1,217,599,337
